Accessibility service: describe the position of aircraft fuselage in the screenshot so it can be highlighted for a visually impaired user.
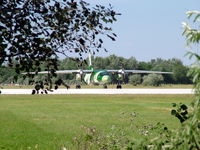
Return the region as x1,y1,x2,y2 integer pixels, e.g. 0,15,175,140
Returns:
84,70,112,85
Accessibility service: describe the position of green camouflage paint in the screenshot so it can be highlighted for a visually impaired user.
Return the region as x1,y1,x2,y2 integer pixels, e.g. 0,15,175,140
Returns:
84,70,111,85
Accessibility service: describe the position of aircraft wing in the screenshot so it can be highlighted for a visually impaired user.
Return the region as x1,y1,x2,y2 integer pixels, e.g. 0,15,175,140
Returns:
22,70,93,75
106,70,173,74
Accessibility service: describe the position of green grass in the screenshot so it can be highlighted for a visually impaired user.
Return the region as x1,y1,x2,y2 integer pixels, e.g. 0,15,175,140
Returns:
0,94,194,149
0,84,193,89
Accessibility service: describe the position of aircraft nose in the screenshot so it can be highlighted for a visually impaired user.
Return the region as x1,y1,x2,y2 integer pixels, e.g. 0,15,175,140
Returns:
102,75,111,83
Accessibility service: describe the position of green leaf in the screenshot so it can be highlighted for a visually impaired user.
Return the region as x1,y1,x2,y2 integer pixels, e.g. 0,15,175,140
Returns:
171,110,177,116
172,103,177,107
180,104,188,110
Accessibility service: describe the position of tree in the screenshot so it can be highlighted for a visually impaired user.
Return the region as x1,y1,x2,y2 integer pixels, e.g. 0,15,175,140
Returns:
0,0,119,80
138,61,152,70
93,56,106,69
0,66,16,84
126,57,138,70
172,62,190,84
129,74,141,86
150,58,192,84
142,74,164,86
106,55,121,69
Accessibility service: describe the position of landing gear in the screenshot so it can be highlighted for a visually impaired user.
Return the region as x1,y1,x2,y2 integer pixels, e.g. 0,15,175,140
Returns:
116,84,122,89
116,80,122,89
76,84,81,89
103,85,108,89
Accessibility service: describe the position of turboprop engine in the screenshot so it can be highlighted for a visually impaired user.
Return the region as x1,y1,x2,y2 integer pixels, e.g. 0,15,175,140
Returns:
118,69,125,80
117,74,123,80
75,69,83,81
76,74,82,80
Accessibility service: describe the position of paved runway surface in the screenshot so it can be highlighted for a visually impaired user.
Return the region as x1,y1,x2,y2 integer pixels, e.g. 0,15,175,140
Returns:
0,89,194,94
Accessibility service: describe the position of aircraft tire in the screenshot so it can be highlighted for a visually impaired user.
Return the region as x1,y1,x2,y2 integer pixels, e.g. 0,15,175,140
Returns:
76,84,81,89
116,85,122,89
103,85,108,89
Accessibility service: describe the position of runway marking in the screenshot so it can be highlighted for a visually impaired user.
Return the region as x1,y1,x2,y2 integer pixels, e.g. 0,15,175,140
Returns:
0,89,194,95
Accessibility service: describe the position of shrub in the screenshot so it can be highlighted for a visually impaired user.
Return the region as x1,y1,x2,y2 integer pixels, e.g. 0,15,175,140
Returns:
142,74,164,86
129,74,142,86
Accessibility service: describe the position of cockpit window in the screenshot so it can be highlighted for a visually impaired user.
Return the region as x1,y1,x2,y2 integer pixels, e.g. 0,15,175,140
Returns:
99,72,109,76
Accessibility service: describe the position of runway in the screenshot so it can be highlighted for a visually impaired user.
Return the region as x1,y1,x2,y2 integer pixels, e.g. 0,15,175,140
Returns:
0,88,194,94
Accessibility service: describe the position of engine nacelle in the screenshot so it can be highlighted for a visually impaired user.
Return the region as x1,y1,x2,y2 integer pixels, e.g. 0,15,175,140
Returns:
76,69,84,81
118,69,125,80
118,74,123,80
76,74,82,80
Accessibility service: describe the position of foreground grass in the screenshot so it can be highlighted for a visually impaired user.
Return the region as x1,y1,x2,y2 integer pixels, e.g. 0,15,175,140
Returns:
0,94,193,149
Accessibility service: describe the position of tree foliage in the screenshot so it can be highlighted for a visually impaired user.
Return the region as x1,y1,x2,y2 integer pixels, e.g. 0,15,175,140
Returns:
181,12,200,149
129,74,141,86
182,11,200,44
0,66,16,84
0,0,118,77
142,74,164,86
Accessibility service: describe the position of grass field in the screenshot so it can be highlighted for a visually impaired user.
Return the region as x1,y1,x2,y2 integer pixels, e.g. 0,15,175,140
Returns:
0,84,193,89
0,94,194,149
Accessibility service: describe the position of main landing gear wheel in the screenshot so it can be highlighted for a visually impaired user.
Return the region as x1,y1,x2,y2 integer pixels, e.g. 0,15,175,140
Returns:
103,85,108,89
76,84,81,89
116,84,122,89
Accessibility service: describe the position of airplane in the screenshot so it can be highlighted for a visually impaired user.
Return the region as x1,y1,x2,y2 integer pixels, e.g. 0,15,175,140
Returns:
23,54,173,89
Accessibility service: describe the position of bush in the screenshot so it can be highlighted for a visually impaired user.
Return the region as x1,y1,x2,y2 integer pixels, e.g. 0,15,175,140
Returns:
142,74,164,86
129,74,142,86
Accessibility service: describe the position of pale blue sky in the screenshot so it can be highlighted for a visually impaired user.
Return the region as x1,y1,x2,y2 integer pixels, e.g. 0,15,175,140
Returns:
85,0,199,65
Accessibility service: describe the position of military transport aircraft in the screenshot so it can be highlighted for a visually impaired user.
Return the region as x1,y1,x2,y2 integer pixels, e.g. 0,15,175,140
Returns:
24,54,173,89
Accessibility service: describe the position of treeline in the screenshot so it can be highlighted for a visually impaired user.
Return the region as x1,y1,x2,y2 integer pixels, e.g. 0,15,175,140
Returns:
95,55,192,84
0,55,192,85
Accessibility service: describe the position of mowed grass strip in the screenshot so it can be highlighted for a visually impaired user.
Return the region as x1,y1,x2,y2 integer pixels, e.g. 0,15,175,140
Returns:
0,94,193,149
1,84,193,89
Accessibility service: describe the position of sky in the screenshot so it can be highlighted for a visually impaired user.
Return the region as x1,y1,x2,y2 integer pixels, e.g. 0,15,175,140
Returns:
84,0,199,65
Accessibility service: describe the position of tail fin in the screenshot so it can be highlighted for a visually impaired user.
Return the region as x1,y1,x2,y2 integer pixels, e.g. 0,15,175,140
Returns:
88,53,93,70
